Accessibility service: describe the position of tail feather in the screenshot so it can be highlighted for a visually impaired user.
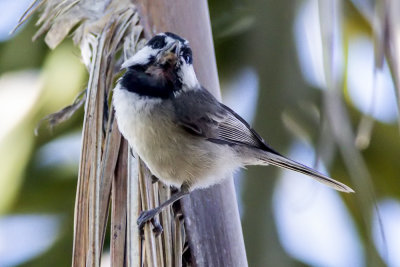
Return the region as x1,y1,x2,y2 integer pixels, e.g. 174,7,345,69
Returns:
260,151,354,193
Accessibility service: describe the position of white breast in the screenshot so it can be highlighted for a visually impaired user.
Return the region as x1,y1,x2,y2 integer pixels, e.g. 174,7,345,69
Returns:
113,84,243,189
113,84,163,160
113,84,185,186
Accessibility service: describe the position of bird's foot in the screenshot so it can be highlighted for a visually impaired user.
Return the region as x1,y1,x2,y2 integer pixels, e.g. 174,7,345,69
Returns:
151,218,163,236
137,209,163,236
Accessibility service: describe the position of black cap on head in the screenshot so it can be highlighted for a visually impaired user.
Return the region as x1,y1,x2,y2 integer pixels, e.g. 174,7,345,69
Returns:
165,32,186,43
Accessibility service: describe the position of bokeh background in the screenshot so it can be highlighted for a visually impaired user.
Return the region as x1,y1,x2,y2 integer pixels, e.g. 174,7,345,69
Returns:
1,0,399,266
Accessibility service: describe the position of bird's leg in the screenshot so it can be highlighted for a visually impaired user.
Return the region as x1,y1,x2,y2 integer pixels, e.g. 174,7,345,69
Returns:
137,182,190,234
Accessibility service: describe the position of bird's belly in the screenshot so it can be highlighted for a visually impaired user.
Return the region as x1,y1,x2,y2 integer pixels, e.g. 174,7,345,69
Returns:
129,118,191,187
125,116,239,188
114,88,241,189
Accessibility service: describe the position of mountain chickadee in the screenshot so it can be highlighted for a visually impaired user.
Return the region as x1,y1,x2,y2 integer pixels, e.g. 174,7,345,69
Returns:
113,32,354,231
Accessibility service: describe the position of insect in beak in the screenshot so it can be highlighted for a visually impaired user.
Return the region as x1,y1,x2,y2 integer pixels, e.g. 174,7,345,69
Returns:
166,40,181,54
157,41,181,63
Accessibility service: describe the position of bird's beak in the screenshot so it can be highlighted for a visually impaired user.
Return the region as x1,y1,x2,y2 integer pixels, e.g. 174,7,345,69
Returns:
157,40,181,62
166,40,181,54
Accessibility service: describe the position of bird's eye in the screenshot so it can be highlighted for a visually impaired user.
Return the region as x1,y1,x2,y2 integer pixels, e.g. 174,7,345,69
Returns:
181,47,192,64
148,35,166,49
184,55,190,63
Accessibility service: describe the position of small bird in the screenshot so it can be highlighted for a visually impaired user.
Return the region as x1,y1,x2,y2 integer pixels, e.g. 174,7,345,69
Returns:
113,32,354,231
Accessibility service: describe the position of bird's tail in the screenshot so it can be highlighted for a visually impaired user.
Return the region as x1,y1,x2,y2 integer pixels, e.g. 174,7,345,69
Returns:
256,149,354,193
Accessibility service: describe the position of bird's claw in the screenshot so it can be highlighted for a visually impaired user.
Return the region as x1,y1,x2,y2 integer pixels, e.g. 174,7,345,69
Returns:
151,218,163,236
137,209,163,236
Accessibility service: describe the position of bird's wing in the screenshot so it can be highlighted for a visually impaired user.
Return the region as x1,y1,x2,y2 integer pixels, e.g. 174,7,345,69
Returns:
172,88,278,153
172,88,354,193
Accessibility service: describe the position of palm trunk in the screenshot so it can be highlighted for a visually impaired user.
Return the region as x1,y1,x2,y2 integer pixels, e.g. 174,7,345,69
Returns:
132,1,248,266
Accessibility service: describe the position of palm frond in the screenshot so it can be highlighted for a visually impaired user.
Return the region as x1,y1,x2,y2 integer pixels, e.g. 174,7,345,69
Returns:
19,0,183,266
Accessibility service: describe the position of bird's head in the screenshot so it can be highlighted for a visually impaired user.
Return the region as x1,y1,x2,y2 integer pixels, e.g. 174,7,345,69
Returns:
122,32,199,90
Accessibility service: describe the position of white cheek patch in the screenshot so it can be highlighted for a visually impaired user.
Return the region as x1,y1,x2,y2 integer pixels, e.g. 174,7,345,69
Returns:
179,63,199,89
121,46,156,69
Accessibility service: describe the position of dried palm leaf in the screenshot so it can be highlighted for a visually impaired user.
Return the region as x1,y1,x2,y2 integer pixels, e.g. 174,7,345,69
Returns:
34,89,86,135
19,0,184,266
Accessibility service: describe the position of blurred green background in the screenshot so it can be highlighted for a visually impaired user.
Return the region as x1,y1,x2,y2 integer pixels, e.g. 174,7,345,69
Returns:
0,0,399,266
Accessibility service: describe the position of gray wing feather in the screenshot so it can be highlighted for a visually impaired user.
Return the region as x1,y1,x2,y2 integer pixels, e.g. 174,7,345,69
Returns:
172,89,354,193
173,89,273,150
219,113,261,147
